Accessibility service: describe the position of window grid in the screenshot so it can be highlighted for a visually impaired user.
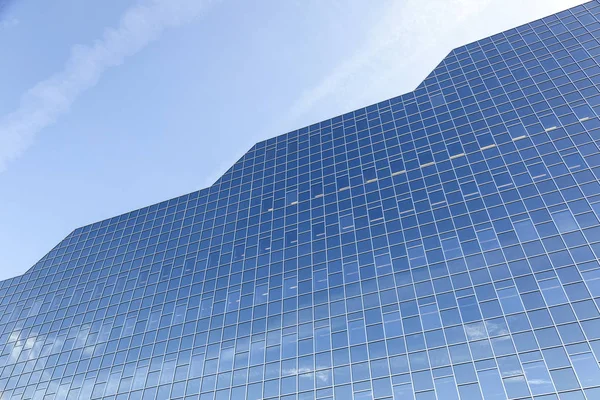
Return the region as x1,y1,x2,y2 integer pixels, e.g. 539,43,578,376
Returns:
3,2,600,400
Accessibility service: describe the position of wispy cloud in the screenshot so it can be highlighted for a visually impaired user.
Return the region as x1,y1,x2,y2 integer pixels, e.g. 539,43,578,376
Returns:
0,0,18,29
0,15,18,29
278,0,492,130
0,0,212,172
277,0,586,131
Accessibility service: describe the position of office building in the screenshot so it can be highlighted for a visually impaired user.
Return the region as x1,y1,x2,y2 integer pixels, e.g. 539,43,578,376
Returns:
2,1,600,399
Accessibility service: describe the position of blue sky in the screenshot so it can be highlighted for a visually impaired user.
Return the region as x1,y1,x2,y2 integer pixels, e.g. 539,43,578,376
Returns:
0,0,586,280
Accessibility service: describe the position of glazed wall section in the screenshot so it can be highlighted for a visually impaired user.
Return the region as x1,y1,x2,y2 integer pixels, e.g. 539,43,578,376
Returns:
2,1,600,399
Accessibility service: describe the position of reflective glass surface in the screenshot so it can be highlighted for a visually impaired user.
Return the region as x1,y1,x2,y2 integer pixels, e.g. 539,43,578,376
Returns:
3,2,600,399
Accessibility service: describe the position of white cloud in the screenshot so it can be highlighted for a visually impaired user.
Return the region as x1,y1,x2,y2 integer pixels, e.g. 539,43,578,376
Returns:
278,0,587,131
527,378,552,385
0,15,18,29
0,0,212,172
278,0,492,129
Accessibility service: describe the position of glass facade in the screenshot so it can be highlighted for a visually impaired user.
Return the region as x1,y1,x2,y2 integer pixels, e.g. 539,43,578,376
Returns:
4,2,600,399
